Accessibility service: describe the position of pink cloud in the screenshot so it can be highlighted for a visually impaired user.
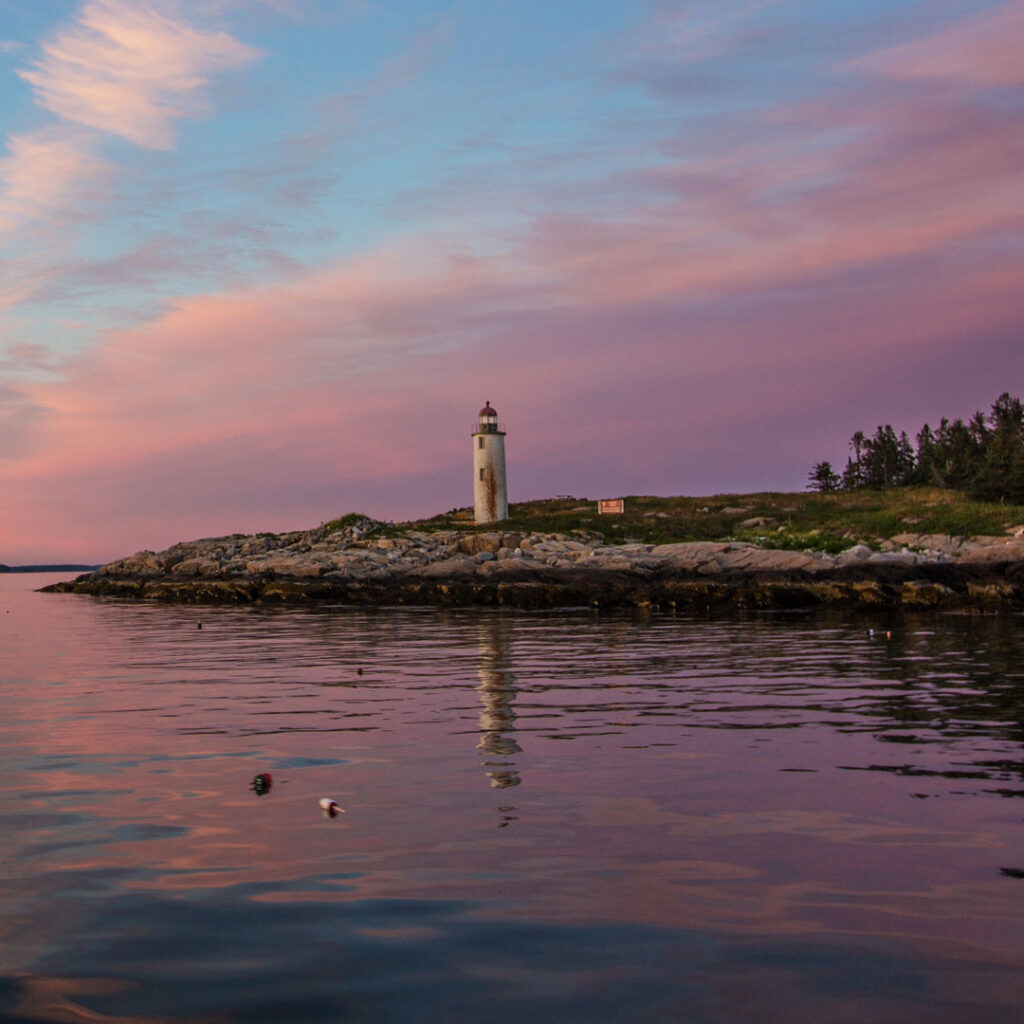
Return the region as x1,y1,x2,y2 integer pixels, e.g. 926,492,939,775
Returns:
0,128,111,217
850,1,1024,86
18,0,261,150
518,69,1024,307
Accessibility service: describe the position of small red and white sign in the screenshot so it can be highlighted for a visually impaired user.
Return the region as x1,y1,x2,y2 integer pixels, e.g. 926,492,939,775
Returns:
598,499,625,515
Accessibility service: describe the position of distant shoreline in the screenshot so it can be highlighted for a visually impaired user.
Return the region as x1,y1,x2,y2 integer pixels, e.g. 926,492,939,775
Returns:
2,565,100,574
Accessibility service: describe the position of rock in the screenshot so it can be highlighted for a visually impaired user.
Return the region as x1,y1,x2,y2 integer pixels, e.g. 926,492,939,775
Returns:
143,579,261,602
171,557,222,577
477,558,549,579
260,580,336,601
958,539,1024,564
901,580,955,607
696,559,724,576
838,544,873,564
649,541,734,567
407,556,478,580
967,581,1020,605
851,580,886,604
457,533,502,555
715,548,830,572
586,555,636,571
246,554,330,577
867,551,918,566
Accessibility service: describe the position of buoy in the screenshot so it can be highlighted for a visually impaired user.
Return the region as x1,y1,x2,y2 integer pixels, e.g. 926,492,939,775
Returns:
250,772,273,795
319,797,345,818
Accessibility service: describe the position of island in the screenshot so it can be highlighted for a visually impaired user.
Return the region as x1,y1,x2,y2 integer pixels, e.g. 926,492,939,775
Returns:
42,491,1024,611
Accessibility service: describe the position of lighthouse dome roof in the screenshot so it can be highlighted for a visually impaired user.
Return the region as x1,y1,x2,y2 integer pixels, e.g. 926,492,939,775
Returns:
478,402,497,416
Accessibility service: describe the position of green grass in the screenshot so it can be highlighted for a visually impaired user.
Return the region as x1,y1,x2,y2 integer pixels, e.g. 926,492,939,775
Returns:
323,488,1024,548
321,512,370,534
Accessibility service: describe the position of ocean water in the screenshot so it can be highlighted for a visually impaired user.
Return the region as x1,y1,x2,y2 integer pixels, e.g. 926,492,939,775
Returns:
2,573,1024,1023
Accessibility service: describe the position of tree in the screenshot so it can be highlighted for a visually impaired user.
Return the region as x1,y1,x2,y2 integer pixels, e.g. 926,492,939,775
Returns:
933,417,983,490
841,457,860,490
859,425,915,489
971,393,1024,503
912,423,937,486
844,430,866,489
808,461,841,492
810,392,1024,498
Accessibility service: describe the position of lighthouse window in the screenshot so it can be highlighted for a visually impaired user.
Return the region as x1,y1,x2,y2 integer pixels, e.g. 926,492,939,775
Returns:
479,467,486,481
478,436,484,449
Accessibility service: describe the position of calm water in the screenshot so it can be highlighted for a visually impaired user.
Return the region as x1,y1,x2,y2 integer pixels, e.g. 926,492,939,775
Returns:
2,574,1024,1023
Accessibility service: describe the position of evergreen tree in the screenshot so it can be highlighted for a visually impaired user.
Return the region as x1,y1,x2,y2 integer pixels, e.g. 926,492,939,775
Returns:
860,425,914,489
913,423,937,485
807,461,840,492
841,457,860,491
897,431,916,485
971,393,1024,503
844,430,866,489
933,417,983,490
813,393,1024,498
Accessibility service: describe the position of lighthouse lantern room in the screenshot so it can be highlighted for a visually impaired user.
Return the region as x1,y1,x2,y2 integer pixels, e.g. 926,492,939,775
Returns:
472,402,508,524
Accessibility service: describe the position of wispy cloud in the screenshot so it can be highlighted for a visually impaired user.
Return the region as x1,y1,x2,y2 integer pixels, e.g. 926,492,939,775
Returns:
17,0,262,149
0,1,263,321
620,0,778,65
850,1,1024,86
0,128,110,216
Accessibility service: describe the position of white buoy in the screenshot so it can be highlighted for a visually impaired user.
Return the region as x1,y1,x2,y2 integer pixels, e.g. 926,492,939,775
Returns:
319,797,344,818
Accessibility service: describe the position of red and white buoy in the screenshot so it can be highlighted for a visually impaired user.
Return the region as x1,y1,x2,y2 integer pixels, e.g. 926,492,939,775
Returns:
318,797,345,818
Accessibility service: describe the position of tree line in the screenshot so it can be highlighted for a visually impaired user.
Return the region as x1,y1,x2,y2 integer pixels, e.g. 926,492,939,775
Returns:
809,392,1024,504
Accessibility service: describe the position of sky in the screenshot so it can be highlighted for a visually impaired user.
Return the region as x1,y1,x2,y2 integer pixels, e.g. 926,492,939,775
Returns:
0,0,1021,563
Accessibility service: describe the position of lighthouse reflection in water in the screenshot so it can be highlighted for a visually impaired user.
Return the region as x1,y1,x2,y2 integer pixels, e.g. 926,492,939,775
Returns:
475,619,522,799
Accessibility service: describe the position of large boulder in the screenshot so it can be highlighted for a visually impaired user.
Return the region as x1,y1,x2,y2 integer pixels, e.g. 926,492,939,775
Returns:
837,544,873,565
456,533,503,555
958,538,1024,564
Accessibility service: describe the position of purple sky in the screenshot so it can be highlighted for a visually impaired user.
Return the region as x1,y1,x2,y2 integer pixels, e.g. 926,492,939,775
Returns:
1,0,1022,562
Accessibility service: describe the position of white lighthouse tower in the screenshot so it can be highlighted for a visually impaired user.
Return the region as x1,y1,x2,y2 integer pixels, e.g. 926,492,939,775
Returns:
472,401,508,524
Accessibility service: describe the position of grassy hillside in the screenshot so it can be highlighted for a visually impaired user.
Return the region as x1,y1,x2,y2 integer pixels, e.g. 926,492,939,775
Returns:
399,488,1024,552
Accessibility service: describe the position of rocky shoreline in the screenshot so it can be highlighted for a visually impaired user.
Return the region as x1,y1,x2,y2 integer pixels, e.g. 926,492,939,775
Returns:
42,518,1024,611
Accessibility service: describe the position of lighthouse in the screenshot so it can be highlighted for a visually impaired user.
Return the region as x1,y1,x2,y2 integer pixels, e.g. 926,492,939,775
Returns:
472,401,508,524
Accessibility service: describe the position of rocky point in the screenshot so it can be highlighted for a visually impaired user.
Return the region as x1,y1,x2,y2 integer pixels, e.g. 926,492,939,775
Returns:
42,516,1024,611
